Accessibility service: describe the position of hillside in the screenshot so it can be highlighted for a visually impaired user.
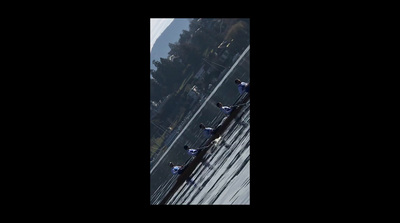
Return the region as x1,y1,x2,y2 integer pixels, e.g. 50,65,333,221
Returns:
150,18,192,70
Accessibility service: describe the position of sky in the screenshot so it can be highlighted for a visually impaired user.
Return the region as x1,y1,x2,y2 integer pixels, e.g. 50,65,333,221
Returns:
150,18,174,52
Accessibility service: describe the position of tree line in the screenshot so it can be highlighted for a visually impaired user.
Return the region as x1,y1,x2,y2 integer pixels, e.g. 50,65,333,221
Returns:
150,18,249,102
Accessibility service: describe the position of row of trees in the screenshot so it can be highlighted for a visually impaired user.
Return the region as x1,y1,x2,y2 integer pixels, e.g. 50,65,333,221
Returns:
150,18,249,102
